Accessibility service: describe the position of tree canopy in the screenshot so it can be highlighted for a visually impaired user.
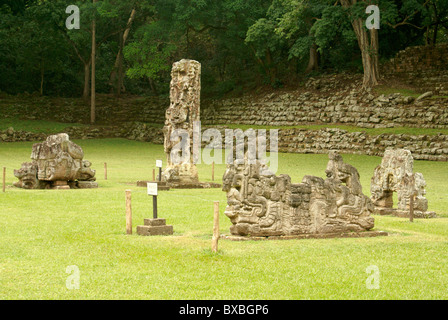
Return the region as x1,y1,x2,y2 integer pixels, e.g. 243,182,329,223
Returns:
0,0,446,97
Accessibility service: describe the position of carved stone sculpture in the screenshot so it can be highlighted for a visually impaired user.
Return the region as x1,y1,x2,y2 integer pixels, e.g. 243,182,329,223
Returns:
161,59,201,186
223,150,375,237
13,162,47,189
14,133,98,189
370,149,435,218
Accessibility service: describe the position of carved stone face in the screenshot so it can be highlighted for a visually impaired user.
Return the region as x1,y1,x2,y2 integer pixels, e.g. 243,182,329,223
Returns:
222,168,234,192
14,162,38,189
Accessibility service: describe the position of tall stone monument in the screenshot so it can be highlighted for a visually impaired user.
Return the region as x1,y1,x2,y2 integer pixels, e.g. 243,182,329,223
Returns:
370,149,436,218
161,59,201,186
222,149,380,238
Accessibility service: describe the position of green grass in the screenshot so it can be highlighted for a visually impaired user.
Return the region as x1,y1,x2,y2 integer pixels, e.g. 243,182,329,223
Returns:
1,139,448,299
374,85,448,100
0,117,84,134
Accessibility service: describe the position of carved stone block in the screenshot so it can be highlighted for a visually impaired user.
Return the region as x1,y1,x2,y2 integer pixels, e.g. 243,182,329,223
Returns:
223,150,375,237
370,149,436,218
14,133,97,190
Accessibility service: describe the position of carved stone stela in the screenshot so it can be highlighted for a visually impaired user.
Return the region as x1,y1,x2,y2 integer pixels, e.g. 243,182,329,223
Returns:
14,133,98,189
222,150,376,238
162,59,201,186
370,149,436,218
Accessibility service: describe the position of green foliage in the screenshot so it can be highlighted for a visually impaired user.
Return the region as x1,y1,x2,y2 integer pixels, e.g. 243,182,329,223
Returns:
124,21,178,81
0,0,446,96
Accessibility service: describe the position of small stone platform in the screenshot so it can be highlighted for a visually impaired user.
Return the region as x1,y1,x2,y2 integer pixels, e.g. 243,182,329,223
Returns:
136,218,173,236
166,182,221,189
374,208,436,218
221,230,388,241
136,180,170,191
136,180,221,190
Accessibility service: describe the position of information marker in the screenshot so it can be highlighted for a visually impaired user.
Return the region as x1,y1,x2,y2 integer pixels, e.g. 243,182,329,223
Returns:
156,160,163,182
147,182,158,219
136,180,173,237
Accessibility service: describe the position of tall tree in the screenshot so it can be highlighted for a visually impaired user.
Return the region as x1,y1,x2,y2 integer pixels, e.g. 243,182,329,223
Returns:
108,7,137,95
339,0,379,88
91,0,97,124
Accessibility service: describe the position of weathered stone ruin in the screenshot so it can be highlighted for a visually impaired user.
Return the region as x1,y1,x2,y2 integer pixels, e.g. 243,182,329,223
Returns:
157,59,220,189
13,133,98,189
222,149,378,238
370,149,436,218
161,59,201,187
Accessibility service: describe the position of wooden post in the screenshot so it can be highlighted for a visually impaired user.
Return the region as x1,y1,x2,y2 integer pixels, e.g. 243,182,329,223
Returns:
212,201,219,253
2,167,5,193
153,195,158,219
125,190,132,234
152,169,155,182
212,161,215,181
104,162,107,180
158,167,162,182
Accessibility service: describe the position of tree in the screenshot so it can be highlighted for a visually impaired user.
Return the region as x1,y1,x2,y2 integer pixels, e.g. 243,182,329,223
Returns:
123,2,176,93
338,0,380,88
108,7,137,95
274,0,329,73
91,0,97,124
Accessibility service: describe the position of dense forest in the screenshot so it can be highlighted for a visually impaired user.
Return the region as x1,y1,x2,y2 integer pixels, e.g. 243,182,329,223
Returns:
0,0,447,99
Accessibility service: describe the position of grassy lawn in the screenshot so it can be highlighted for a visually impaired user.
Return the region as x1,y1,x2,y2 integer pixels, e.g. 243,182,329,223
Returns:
0,117,84,134
1,139,448,299
374,85,448,100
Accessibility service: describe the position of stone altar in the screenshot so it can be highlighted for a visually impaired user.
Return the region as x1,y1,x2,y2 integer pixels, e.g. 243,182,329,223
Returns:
222,150,377,237
370,149,436,218
13,133,98,189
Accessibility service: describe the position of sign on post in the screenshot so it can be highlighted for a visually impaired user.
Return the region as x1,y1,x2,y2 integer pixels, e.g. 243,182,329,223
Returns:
156,160,162,182
147,182,158,196
147,182,158,219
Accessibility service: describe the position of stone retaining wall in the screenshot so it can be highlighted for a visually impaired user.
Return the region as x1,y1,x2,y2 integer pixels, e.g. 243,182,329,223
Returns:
202,87,448,129
382,44,448,95
121,124,448,161
3,123,448,161
2,74,448,130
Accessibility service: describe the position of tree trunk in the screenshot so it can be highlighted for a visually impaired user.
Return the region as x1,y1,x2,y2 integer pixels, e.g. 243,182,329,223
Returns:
432,2,439,45
432,22,439,45
116,31,124,95
352,18,379,88
40,59,44,96
148,77,158,95
83,61,91,100
91,0,97,124
305,43,319,74
340,0,380,88
265,48,276,85
109,8,136,94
